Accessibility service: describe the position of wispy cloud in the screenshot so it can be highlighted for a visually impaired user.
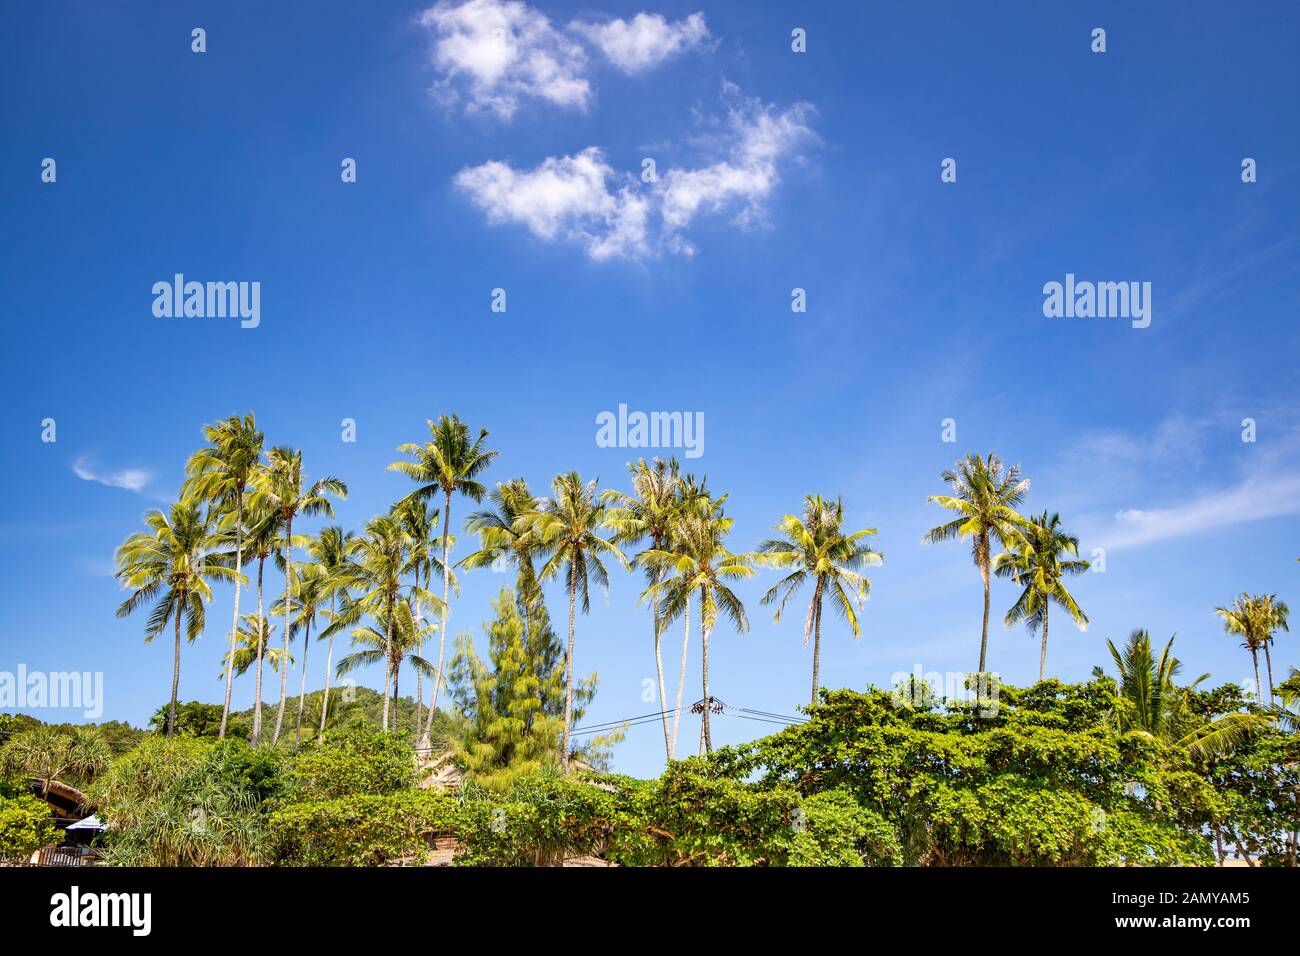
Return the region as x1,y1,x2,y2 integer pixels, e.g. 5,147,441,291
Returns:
73,456,152,493
454,93,816,259
1097,470,1300,550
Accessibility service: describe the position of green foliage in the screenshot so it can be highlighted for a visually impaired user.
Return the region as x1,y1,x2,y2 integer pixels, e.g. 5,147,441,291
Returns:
0,793,57,862
455,772,620,866
448,588,597,790
89,737,279,866
149,700,249,738
279,729,414,801
711,680,1219,866
1,724,112,791
267,791,458,866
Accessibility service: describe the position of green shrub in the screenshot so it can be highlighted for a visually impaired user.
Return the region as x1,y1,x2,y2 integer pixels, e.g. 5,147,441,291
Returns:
267,791,458,866
0,793,57,863
281,729,414,802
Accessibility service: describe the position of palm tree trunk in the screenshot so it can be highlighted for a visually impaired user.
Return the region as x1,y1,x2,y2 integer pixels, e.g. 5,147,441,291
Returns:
423,492,453,743
670,596,691,760
1251,648,1264,705
978,540,991,673
219,490,244,738
252,557,266,745
653,603,670,761
382,601,394,732
272,520,293,745
700,615,713,754
1039,604,1049,682
562,560,577,773
319,594,335,741
1263,642,1276,704
295,617,311,743
414,567,425,737
168,594,182,738
809,582,823,707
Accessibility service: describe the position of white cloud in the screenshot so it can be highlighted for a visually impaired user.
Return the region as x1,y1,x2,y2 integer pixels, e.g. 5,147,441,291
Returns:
419,0,591,119
660,99,816,254
454,96,816,259
73,456,152,493
1098,470,1300,550
454,148,650,259
571,12,710,74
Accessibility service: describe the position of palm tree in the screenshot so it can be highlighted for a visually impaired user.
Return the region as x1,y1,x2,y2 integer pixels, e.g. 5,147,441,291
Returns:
1216,593,1290,704
389,414,497,741
923,452,1030,672
336,599,437,719
462,478,543,615
115,501,240,737
241,498,282,745
643,491,753,755
183,413,264,738
334,516,442,731
252,447,347,745
531,472,627,771
308,527,361,740
221,615,292,679
603,457,684,758
758,495,884,705
1093,629,1267,760
390,497,443,735
993,511,1089,681
279,562,330,744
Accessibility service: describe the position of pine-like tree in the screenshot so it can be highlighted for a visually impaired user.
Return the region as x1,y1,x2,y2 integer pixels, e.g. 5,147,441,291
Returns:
448,588,606,790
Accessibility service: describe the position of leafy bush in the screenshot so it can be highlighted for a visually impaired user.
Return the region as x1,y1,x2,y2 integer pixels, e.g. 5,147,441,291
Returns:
712,680,1220,866
280,729,414,802
267,791,458,866
0,793,57,862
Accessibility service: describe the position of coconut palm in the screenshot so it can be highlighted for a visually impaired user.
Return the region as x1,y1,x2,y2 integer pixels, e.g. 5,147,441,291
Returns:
308,527,361,740
241,499,282,745
220,615,292,679
993,511,1090,681
462,478,543,614
183,413,264,738
115,501,241,737
1093,629,1268,760
531,472,627,771
251,446,347,745
278,562,331,743
389,497,444,735
603,457,685,758
333,516,442,731
336,598,437,717
659,473,712,757
758,495,883,705
1215,594,1291,704
389,414,497,741
643,491,753,755
923,453,1030,672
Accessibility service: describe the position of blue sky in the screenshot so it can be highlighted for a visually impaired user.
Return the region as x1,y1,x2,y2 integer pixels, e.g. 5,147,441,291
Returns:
1,1,1298,777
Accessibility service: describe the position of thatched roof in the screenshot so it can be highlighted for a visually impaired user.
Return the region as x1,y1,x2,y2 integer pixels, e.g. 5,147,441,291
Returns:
30,779,90,819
